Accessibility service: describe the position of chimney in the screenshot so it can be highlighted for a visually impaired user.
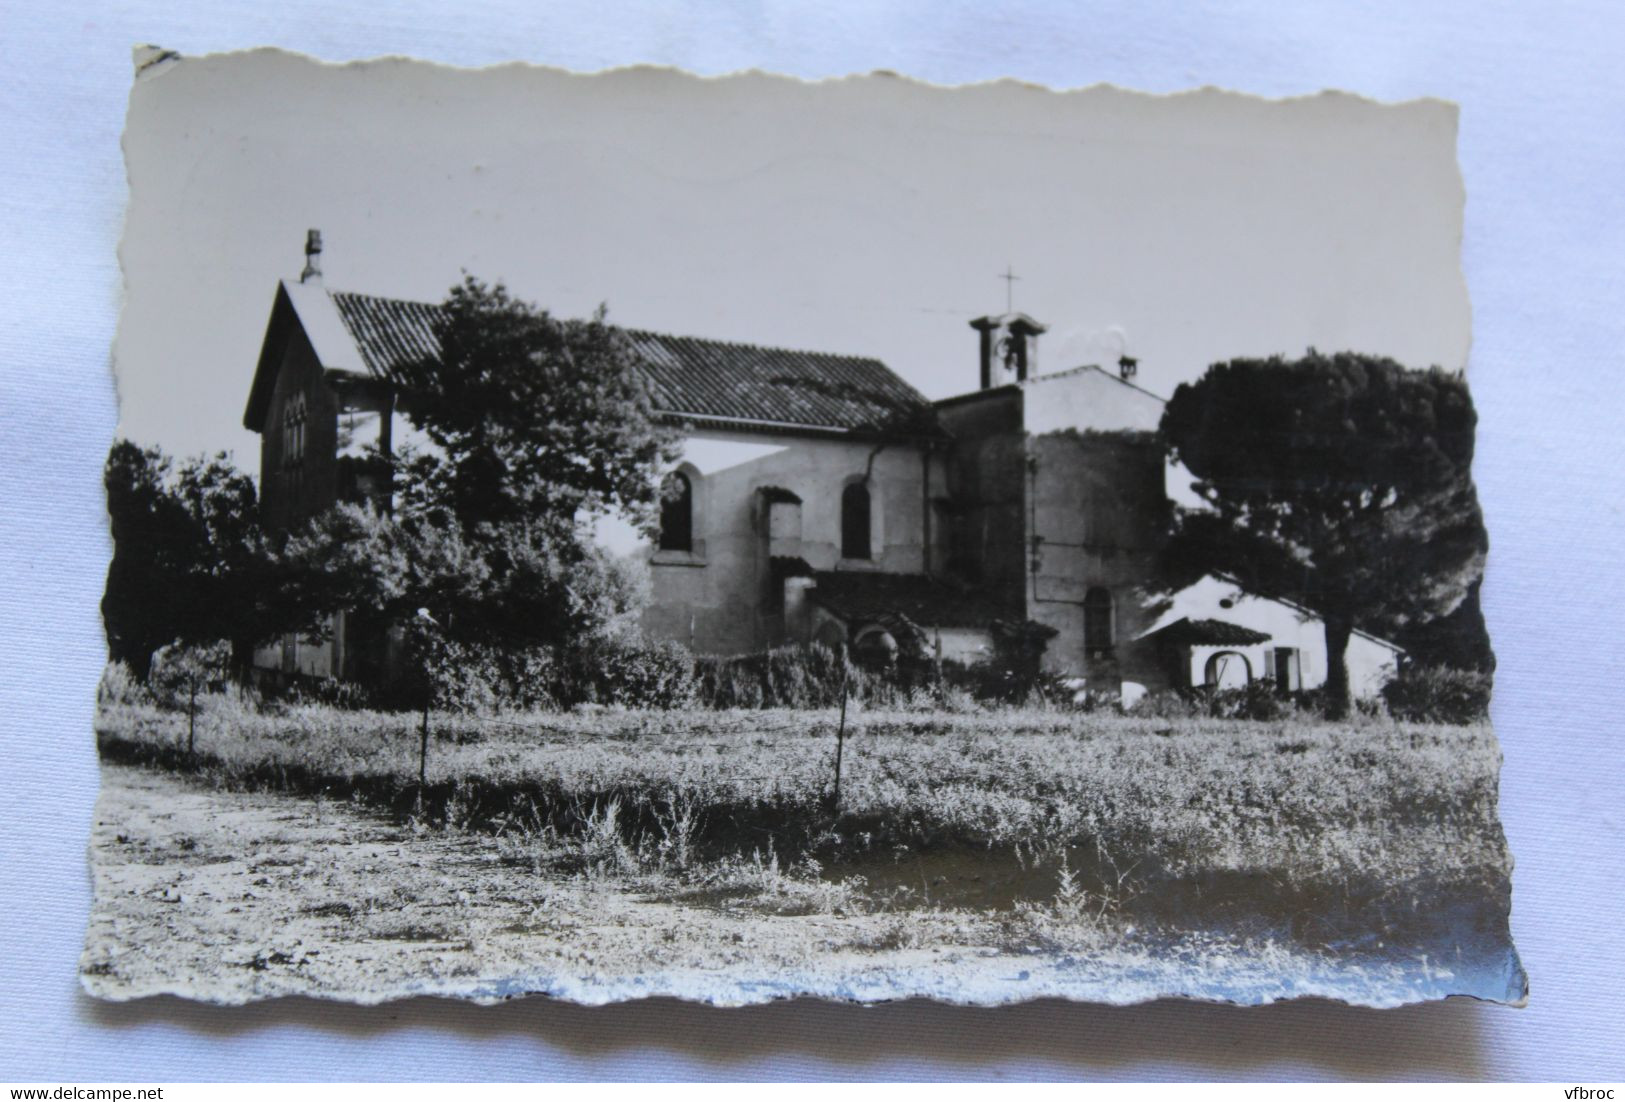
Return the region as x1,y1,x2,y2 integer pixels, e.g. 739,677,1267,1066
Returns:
1118,355,1138,381
300,228,323,284
969,313,1047,389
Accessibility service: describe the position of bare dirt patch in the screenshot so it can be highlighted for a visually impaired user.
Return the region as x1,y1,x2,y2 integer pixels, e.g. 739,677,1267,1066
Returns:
83,763,1515,1007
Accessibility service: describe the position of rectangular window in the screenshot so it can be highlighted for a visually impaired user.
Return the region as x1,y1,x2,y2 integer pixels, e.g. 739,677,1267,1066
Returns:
1083,586,1114,652
1273,646,1301,693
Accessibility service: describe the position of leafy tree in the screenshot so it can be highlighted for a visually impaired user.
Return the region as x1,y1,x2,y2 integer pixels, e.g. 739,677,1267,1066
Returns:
275,503,485,635
285,277,676,658
391,276,681,535
102,441,278,679
1160,351,1488,716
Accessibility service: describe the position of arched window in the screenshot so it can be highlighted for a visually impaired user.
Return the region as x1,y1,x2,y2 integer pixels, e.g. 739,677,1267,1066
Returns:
1204,650,1252,689
1083,586,1114,651
841,482,872,560
658,471,693,552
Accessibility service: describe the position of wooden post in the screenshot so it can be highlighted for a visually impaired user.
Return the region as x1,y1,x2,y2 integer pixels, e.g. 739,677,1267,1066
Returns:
419,696,430,789
831,653,849,814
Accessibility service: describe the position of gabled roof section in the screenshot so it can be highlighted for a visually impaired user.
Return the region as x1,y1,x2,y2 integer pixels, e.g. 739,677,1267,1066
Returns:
935,364,1166,435
1022,364,1166,435
1141,573,1406,654
245,284,943,438
1031,362,1166,402
1200,572,1407,653
809,571,1012,630
1141,617,1273,648
243,280,376,431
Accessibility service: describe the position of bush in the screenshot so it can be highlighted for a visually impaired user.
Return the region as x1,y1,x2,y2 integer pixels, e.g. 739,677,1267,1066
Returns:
1382,664,1492,725
428,640,558,713
273,675,373,711
561,634,697,709
1127,683,1303,722
953,619,1062,705
1211,680,1296,721
1125,688,1207,720
695,643,869,709
148,641,233,710
693,640,1100,712
97,661,152,708
948,660,1075,707
420,633,696,713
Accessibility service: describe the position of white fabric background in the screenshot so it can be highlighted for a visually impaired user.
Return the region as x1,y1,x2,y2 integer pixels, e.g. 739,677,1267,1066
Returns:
2,0,1621,1082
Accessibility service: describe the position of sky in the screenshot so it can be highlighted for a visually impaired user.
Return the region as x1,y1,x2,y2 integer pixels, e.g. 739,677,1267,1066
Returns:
114,52,1470,471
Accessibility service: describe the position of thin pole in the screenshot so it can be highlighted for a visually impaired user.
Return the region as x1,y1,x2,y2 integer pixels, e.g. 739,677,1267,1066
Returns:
187,676,197,758
832,654,848,814
419,697,430,789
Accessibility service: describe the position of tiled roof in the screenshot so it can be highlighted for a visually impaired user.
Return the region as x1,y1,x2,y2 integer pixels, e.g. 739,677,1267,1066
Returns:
327,290,941,437
809,571,1012,630
330,292,444,378
1141,617,1273,647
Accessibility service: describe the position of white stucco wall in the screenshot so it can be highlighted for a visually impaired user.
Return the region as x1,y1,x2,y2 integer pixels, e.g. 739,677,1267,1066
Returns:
635,429,950,655
1145,575,1402,698
1344,631,1404,699
1022,365,1166,435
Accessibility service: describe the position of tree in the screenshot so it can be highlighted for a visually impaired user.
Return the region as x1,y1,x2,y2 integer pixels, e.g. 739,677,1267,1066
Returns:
275,502,486,636
1159,351,1488,716
391,276,681,536
102,441,278,680
293,277,679,654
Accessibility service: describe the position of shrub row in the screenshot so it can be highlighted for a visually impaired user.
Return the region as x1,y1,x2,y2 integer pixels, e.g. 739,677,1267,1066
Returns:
427,634,697,712
1381,664,1492,725
694,643,856,709
439,639,920,712
116,640,1495,724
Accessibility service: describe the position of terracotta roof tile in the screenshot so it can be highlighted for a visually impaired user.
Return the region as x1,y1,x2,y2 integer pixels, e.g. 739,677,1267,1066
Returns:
327,290,940,437
330,292,443,378
1142,617,1273,647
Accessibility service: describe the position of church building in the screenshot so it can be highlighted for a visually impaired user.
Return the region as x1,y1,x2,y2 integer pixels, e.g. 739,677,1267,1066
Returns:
241,232,1402,699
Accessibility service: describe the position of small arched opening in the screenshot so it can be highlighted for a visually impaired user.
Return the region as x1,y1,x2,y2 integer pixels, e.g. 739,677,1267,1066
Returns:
1204,650,1252,690
658,470,693,552
852,624,898,670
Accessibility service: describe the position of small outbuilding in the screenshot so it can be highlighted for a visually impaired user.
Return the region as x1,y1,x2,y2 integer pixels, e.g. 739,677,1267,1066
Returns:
1136,575,1404,699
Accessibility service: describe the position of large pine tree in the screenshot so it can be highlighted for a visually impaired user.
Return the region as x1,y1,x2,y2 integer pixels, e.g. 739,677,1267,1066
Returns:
1160,351,1489,715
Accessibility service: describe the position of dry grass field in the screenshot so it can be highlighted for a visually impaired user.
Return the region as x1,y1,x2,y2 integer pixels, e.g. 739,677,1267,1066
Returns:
84,697,1526,1006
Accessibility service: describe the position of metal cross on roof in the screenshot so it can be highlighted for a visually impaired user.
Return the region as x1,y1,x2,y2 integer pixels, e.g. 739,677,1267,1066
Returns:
1000,264,1020,313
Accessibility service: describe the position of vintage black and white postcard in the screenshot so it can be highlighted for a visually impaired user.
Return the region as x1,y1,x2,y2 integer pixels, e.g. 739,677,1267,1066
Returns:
86,48,1524,1008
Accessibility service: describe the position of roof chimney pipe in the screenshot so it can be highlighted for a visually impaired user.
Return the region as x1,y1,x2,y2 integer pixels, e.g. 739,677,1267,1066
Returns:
300,228,323,284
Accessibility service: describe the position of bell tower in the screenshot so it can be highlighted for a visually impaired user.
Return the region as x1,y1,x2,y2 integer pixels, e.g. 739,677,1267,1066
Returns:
970,312,1047,389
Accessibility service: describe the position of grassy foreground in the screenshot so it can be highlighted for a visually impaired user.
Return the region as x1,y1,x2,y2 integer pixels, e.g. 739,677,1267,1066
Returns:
97,699,1513,945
